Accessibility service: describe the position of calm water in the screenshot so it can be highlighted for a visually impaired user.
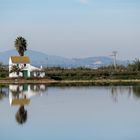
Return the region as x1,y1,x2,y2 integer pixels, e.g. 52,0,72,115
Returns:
0,85,140,140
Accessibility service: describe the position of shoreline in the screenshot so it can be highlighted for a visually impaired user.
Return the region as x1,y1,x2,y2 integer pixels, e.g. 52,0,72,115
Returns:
1,79,140,86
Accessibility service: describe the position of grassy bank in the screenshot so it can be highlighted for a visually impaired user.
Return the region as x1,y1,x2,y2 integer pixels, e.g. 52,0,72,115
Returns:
1,78,140,86
45,67,140,80
1,63,140,86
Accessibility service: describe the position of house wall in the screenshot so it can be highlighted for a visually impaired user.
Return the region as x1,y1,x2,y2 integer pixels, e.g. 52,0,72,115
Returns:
9,72,23,78
9,57,31,78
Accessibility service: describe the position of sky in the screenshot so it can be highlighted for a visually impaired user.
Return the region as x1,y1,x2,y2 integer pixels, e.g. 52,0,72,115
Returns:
0,0,140,60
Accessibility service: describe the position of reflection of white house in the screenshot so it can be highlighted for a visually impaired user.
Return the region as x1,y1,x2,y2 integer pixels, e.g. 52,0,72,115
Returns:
9,56,45,78
9,84,30,106
9,84,47,106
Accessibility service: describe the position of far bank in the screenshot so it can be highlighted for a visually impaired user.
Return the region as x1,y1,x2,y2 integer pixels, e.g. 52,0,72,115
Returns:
1,79,140,86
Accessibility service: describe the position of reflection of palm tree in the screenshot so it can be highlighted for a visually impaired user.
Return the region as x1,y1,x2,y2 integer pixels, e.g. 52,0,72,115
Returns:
16,106,27,125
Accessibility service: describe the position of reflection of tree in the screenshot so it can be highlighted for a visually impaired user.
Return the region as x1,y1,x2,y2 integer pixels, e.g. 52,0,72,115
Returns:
16,105,27,125
0,91,6,100
0,85,8,100
11,86,22,98
132,86,140,98
110,86,132,102
111,86,118,102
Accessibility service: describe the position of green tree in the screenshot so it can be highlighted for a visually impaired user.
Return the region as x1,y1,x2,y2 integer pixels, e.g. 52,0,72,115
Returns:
15,36,27,56
0,62,8,78
10,65,23,76
128,59,140,71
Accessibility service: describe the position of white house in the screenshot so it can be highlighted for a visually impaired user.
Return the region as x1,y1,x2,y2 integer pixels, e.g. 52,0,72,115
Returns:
9,56,45,78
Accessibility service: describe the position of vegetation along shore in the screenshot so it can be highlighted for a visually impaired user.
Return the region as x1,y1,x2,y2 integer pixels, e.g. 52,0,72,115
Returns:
1,53,140,86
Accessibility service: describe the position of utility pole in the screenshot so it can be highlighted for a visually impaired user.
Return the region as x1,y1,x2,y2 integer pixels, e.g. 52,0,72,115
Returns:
111,51,117,70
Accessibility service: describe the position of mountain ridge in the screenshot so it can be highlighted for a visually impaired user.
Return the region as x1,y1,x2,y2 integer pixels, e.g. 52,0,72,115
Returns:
0,50,129,68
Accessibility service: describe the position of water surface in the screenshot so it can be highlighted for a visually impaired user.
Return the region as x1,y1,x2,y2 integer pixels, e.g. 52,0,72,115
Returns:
0,85,140,140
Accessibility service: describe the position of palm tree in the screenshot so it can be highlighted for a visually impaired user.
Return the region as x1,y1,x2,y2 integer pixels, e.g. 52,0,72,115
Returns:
15,36,27,56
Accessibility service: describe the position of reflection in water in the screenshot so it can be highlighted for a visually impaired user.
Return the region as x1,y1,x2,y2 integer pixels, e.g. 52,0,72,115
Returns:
1,84,140,125
0,85,8,100
16,105,27,124
110,86,133,102
132,86,140,98
110,86,140,102
1,85,140,139
8,84,48,125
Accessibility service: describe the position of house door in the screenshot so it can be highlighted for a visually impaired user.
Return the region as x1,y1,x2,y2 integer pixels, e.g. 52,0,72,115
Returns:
22,70,28,78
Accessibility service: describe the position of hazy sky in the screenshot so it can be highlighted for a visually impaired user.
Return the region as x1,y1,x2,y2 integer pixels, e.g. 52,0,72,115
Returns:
0,0,140,59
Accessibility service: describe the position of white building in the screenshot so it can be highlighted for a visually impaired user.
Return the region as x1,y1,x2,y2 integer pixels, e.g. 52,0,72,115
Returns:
9,56,45,78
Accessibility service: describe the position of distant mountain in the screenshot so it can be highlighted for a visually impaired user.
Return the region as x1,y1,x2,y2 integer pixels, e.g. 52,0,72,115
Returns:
0,50,129,68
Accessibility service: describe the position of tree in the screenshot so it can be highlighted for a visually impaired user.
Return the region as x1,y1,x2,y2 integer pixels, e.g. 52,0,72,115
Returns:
10,65,23,76
15,36,27,56
0,62,9,78
128,59,140,71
